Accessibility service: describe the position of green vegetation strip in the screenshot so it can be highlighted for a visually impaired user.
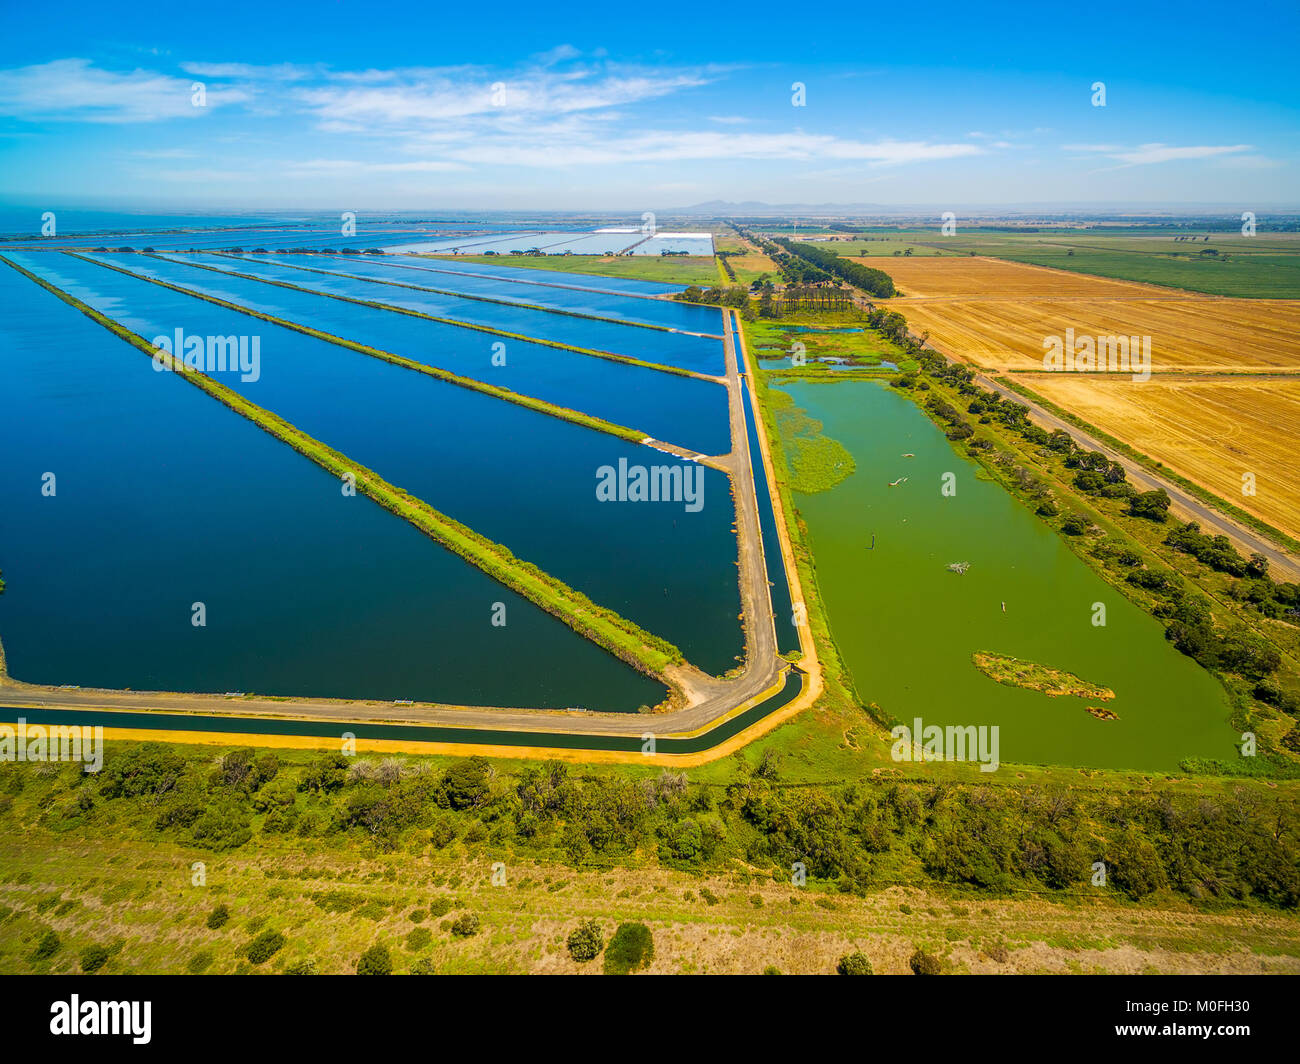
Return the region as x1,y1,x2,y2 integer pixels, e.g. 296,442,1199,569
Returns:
65,252,655,448
1,254,683,678
972,652,1115,701
767,387,856,494
152,252,711,381
997,375,1300,556
746,355,870,716
214,252,709,339
433,253,723,288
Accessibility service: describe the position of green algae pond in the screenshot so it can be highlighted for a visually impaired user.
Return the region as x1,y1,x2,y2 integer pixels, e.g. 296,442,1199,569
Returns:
774,377,1238,771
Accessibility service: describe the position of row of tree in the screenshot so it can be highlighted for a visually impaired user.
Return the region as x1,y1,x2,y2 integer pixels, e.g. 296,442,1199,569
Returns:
771,238,897,297
891,349,1298,694
13,744,1297,907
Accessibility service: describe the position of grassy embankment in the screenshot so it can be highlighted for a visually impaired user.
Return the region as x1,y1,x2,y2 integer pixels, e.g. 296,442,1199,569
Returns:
63,254,659,447
426,253,721,287
199,252,712,340
83,252,710,384
0,255,683,682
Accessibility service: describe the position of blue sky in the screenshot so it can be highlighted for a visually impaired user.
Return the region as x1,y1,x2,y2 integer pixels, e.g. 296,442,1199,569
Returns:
2,0,1297,211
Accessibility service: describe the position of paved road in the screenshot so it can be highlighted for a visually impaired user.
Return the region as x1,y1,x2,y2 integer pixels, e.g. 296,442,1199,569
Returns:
0,309,793,741
972,364,1300,581
844,287,1300,580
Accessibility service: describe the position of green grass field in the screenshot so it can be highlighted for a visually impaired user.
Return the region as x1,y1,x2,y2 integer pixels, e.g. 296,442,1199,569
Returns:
755,228,1300,298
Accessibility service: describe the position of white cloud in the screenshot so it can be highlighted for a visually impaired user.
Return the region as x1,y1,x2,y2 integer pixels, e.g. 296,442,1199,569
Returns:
0,55,994,190
0,59,247,122
1064,142,1254,165
292,68,715,126
439,129,982,168
181,61,316,81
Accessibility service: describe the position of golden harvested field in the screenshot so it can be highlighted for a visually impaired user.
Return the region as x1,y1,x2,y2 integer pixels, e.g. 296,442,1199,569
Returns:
865,256,1176,300
1011,374,1300,539
877,256,1300,539
877,257,1300,373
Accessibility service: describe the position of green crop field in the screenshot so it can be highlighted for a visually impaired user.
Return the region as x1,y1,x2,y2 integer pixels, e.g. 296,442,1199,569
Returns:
767,228,1300,298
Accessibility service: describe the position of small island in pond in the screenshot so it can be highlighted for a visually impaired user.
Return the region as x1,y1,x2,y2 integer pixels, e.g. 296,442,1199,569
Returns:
973,651,1116,706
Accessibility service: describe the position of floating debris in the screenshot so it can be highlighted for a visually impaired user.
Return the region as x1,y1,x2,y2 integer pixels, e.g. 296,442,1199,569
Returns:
947,561,970,574
902,453,915,458
1086,705,1119,721
888,476,909,487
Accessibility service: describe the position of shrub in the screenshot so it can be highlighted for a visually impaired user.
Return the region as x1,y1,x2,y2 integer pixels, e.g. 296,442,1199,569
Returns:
837,951,873,975
762,965,782,975
31,929,61,960
603,922,654,975
566,919,604,963
283,958,317,975
189,800,252,850
410,957,437,975
98,743,185,799
909,949,942,975
428,896,453,919
441,757,492,810
356,943,392,975
80,945,110,973
1061,513,1091,536
405,927,432,951
449,912,480,938
1128,489,1171,522
187,950,214,974
246,930,286,965
1110,833,1168,900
